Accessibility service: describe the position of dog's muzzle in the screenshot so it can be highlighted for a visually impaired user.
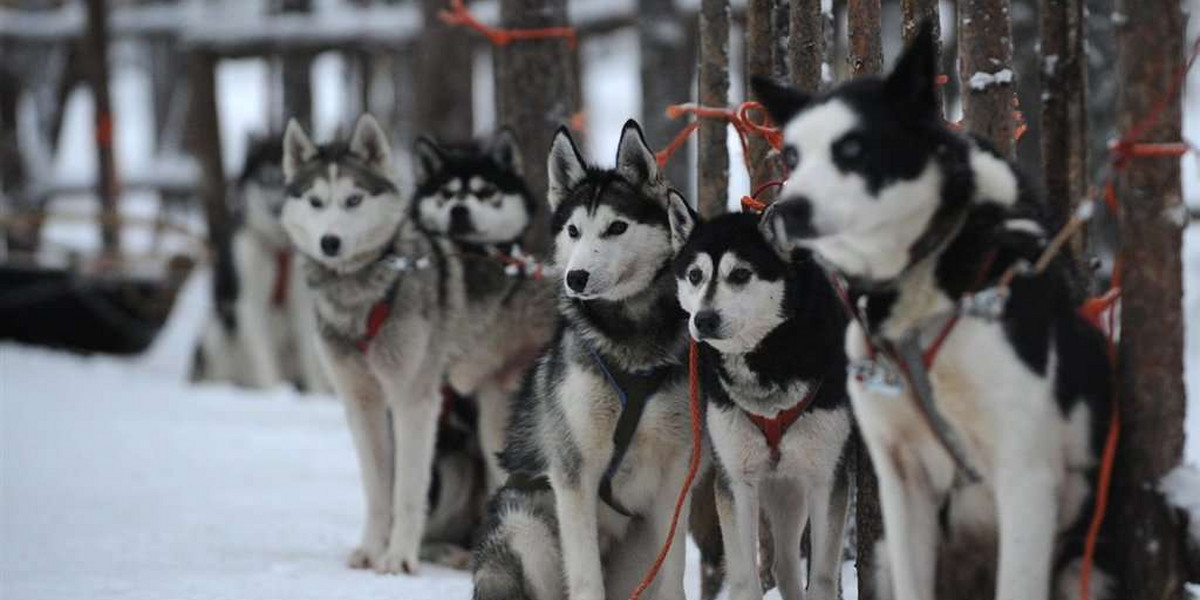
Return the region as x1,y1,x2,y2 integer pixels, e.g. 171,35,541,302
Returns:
449,205,474,235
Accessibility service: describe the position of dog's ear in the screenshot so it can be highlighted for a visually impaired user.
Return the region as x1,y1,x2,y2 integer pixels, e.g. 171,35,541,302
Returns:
413,135,445,186
615,119,661,188
282,119,317,183
751,76,810,127
547,126,587,212
491,128,524,176
885,19,939,121
667,190,698,254
349,114,393,176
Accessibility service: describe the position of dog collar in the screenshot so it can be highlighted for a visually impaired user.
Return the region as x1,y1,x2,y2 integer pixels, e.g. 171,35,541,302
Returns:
743,379,823,466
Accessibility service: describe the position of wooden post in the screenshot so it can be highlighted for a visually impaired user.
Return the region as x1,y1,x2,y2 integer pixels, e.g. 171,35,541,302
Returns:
187,51,234,306
1039,0,1088,237
788,0,822,93
847,0,882,77
639,0,694,194
900,0,942,114
85,0,121,255
276,0,313,129
697,0,729,218
1112,0,1189,596
847,4,883,597
495,0,577,254
958,0,1015,158
417,0,474,141
744,0,775,197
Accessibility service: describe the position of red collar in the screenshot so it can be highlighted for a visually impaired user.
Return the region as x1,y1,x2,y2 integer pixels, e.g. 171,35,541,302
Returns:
271,251,291,307
744,380,823,465
355,300,391,353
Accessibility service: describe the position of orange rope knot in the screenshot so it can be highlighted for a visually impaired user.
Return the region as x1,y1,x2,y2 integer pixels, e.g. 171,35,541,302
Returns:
439,0,577,48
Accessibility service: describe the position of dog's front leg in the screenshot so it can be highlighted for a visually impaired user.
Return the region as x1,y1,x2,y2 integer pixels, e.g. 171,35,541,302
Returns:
872,443,939,600
237,299,284,387
474,384,514,494
644,454,694,600
327,362,392,570
994,462,1058,600
716,477,763,600
806,471,851,600
375,378,442,575
552,466,606,600
762,479,808,600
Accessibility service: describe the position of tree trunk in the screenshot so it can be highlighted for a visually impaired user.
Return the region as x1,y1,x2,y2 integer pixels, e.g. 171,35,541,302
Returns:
901,0,943,115
697,0,730,218
847,4,883,598
417,0,474,141
847,0,882,77
276,0,313,129
186,51,234,309
85,0,121,255
1039,0,1089,275
958,0,1015,158
1112,0,1188,597
495,0,577,254
744,0,776,197
788,0,822,92
639,0,695,195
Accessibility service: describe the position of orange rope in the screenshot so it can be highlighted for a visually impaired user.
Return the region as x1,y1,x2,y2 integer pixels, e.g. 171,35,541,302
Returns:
439,0,577,48
625,342,704,600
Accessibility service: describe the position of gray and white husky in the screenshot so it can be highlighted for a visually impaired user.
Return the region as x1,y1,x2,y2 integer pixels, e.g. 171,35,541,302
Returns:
281,114,555,574
411,130,535,249
754,22,1114,600
669,205,853,600
196,135,328,392
473,120,697,600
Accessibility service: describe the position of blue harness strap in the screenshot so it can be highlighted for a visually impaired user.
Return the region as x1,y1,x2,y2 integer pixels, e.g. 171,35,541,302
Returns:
585,342,665,518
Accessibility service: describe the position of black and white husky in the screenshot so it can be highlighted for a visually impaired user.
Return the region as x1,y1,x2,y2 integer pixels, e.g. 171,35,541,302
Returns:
668,205,853,600
280,115,555,575
473,120,696,600
411,130,535,249
196,136,328,392
753,23,1114,600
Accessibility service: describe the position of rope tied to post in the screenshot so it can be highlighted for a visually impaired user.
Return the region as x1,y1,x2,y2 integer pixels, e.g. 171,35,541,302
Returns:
439,0,577,48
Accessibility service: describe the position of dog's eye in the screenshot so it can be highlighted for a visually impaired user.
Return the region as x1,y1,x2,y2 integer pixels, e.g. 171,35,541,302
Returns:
567,224,580,239
687,268,703,285
784,146,800,170
604,221,628,237
441,189,455,199
834,135,865,163
345,194,363,208
728,268,753,285
308,196,323,209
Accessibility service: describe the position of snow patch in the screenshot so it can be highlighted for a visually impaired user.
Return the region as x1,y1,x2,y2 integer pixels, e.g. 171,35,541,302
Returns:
1043,54,1060,77
968,69,1015,91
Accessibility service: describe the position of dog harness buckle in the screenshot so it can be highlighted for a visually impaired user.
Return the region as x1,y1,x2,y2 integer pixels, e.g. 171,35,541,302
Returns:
848,358,903,396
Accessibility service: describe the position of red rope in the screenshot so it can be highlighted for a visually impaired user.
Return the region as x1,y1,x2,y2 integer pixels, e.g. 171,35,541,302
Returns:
625,342,704,600
439,0,577,48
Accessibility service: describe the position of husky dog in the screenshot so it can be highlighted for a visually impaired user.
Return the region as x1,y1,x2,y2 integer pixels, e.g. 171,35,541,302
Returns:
196,135,328,392
411,130,535,249
669,205,853,600
474,120,696,600
753,23,1114,600
280,115,554,574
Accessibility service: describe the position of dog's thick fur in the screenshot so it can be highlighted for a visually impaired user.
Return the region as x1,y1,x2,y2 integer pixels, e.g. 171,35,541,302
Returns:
281,115,554,574
196,136,328,392
754,23,1114,600
473,121,697,600
669,206,854,600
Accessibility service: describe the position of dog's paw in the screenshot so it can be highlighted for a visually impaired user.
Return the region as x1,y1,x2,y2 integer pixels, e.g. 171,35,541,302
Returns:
346,544,384,570
373,547,420,575
420,542,473,571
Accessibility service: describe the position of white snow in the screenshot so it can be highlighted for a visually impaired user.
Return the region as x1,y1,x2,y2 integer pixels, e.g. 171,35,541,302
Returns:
967,69,1015,91
1162,465,1200,547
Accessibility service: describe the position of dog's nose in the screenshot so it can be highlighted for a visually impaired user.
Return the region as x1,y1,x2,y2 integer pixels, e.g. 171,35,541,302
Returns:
320,235,342,257
449,205,472,233
566,270,590,293
693,310,722,338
